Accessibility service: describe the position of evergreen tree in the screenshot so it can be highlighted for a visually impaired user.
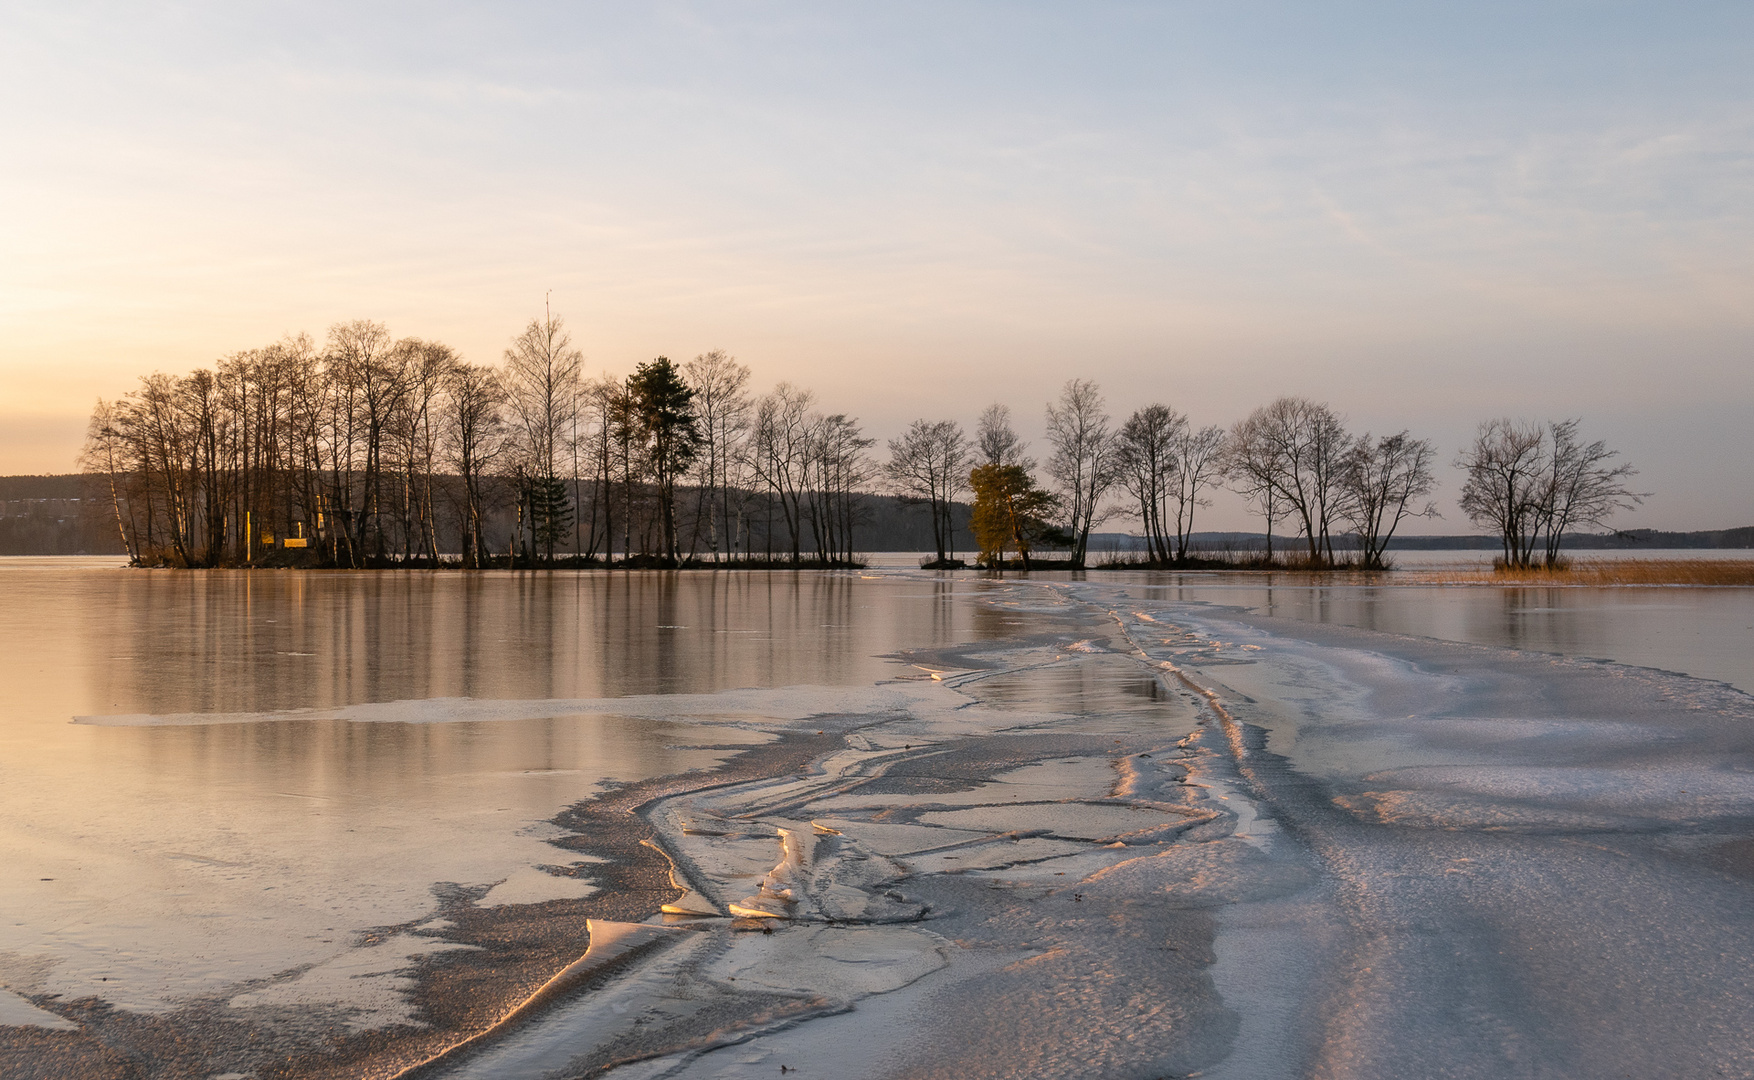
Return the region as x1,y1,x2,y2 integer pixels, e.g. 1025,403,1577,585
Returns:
529,473,573,562
627,357,701,563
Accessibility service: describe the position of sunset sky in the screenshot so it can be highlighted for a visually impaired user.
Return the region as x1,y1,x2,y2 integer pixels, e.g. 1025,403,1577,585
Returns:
3,3,1750,530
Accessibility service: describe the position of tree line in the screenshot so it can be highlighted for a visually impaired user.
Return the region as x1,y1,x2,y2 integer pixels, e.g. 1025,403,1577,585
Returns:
80,312,1641,570
80,314,871,568
938,382,1639,570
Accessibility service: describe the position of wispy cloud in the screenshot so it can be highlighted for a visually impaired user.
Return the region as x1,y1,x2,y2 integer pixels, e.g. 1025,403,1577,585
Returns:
0,2,1749,524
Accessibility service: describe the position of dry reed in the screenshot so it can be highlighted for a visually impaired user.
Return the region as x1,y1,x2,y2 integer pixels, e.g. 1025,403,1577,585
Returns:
1402,558,1754,587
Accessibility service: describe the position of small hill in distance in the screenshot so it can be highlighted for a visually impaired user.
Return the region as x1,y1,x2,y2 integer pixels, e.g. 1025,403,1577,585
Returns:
4,475,1749,558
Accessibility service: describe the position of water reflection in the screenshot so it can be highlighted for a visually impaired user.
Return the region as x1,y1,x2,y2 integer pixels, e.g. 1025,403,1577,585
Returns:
7,559,1748,1024
1123,572,1754,693
0,564,1018,1014
67,571,941,719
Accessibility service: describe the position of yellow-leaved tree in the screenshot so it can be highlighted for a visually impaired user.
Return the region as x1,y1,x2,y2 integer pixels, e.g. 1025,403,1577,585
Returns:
969,464,1060,570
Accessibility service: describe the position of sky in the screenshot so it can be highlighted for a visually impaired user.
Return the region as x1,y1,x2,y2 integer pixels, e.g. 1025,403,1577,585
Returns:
2,2,1750,532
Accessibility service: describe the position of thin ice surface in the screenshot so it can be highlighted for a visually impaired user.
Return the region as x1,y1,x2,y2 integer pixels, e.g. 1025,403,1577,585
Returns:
0,567,1033,1073
434,576,1754,1080
429,590,1291,1080
1099,581,1754,1079
8,565,1754,1079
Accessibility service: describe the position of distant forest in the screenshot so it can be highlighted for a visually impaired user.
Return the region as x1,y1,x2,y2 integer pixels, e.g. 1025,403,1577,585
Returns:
5,474,1748,558
0,474,972,560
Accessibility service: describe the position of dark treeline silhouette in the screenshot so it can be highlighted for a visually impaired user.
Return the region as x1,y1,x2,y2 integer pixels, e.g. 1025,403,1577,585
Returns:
0,484,980,560
79,316,875,567
77,312,1647,570
961,384,1451,570
1456,418,1646,568
16,485,1732,560
0,477,975,559
960,383,1642,570
0,485,121,555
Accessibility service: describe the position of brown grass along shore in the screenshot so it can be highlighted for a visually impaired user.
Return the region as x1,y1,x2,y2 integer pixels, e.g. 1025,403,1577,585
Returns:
1096,556,1754,586
1402,558,1754,587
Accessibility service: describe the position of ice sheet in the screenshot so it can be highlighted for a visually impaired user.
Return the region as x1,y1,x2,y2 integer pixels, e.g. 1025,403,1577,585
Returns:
518,575,1754,1080
424,600,1259,1078
1090,578,1754,1078
12,566,1754,1078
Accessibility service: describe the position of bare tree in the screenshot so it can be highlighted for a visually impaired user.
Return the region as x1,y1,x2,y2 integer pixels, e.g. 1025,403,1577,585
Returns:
1227,397,1351,564
1115,404,1184,564
135,372,195,565
177,367,227,564
1459,417,1642,567
683,350,752,561
976,403,1030,468
1168,423,1227,562
1540,419,1643,566
1044,379,1117,566
1339,431,1438,569
885,419,969,564
443,362,507,568
389,339,457,563
575,374,622,560
217,350,264,563
79,399,139,563
502,305,584,561
807,414,875,564
1456,418,1552,568
752,383,815,563
279,334,331,555
719,399,765,560
607,376,641,560
325,319,405,563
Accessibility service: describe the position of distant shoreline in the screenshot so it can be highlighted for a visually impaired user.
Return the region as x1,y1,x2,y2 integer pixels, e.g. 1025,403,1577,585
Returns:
2,476,1749,559
21,554,1754,588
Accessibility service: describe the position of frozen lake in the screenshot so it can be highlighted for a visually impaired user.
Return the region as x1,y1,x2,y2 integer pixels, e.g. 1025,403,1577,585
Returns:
1111,570,1754,695
2,557,1753,1078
